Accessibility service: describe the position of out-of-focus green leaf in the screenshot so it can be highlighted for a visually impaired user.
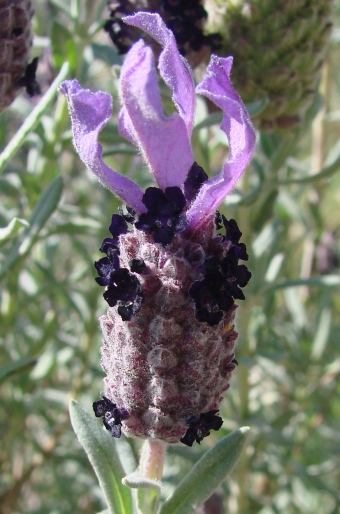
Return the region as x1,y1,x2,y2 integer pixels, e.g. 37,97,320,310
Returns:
277,154,340,185
262,275,340,292
0,357,37,383
91,43,123,66
265,253,285,282
246,98,268,117
194,111,223,131
0,63,70,173
116,440,137,476
252,222,278,258
0,176,63,281
193,99,266,132
49,0,71,15
69,400,134,514
102,146,138,157
311,307,332,360
51,22,76,71
159,427,250,514
0,218,29,247
251,189,279,231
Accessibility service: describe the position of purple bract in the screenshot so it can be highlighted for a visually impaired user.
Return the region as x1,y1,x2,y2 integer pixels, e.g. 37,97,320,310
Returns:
59,11,255,232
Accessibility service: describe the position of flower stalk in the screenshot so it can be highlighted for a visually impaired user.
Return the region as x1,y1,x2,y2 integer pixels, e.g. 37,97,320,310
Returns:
140,439,167,482
137,440,167,513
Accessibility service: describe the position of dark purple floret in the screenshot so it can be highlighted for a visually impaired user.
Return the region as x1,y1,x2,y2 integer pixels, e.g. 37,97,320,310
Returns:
95,252,120,286
215,211,223,230
95,214,123,287
189,256,235,326
104,4,142,55
129,258,147,274
189,219,251,326
108,213,128,244
184,162,208,202
95,212,144,320
104,1,221,57
222,216,242,244
180,410,223,446
103,268,143,321
120,205,136,224
93,396,129,438
19,57,41,97
135,186,189,246
99,237,119,256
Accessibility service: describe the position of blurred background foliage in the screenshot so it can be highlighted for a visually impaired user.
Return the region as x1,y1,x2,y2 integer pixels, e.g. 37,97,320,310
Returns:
0,1,340,513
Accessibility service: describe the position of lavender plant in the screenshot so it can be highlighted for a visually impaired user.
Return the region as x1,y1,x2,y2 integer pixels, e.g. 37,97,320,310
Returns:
1,1,340,513
60,12,255,512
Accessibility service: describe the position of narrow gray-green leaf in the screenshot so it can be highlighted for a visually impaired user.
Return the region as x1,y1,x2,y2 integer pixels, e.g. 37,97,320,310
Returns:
0,176,63,281
122,471,161,492
115,439,137,476
194,111,222,131
246,98,268,117
262,275,340,293
0,62,70,173
69,400,133,514
0,217,29,247
0,357,37,383
123,471,161,514
276,153,340,185
159,427,250,514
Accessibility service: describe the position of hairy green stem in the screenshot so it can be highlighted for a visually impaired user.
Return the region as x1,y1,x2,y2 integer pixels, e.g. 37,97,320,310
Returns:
138,439,167,514
140,439,167,482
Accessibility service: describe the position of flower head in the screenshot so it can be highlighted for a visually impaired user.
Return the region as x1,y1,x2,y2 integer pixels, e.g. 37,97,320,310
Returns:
0,0,40,112
60,12,255,445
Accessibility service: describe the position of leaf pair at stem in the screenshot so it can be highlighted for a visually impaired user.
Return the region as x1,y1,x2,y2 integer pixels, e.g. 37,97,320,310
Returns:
70,400,250,514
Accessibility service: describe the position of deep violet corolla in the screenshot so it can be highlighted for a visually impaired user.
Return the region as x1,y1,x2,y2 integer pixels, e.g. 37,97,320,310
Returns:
59,12,255,446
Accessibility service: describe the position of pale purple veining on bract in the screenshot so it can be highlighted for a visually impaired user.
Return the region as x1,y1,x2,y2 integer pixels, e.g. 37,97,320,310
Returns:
59,12,255,230
188,55,256,229
118,38,194,190
58,79,145,213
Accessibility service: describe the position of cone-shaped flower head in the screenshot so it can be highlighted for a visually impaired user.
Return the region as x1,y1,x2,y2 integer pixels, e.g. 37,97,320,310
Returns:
206,0,332,129
59,12,255,445
0,0,40,112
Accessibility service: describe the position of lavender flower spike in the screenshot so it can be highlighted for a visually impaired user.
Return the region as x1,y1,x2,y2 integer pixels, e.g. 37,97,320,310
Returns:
60,13,256,446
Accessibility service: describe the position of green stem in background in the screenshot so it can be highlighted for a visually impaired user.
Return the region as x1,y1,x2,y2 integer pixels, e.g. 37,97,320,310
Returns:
234,301,252,514
0,62,70,174
233,170,254,513
311,60,329,175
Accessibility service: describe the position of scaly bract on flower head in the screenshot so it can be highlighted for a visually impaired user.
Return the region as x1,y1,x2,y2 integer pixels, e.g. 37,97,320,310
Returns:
59,12,255,446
